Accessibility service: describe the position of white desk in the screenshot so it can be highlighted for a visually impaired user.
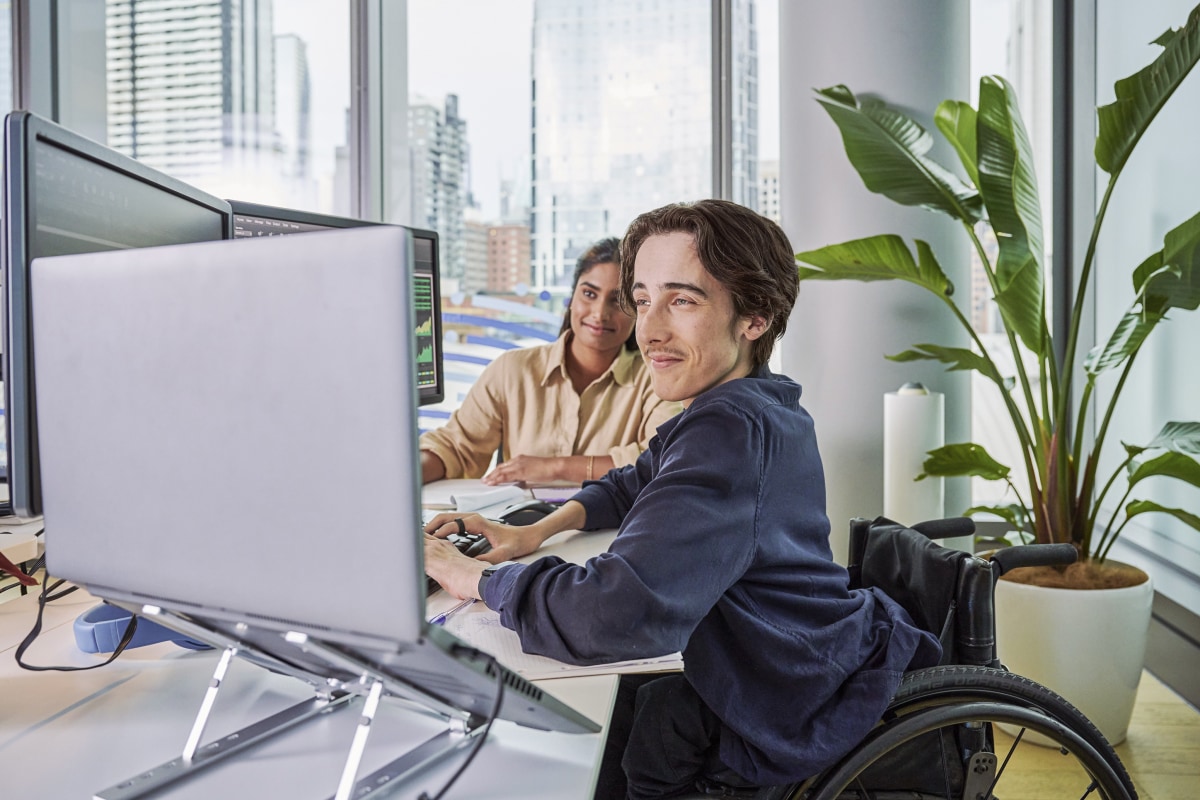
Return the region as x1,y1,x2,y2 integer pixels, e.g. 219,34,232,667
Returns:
0,517,43,566
0,485,621,799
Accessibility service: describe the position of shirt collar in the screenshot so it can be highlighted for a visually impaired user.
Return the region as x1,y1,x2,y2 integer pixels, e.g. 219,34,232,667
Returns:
542,331,638,387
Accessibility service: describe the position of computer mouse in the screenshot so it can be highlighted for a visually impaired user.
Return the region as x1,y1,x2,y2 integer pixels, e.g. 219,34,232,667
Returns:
498,499,561,526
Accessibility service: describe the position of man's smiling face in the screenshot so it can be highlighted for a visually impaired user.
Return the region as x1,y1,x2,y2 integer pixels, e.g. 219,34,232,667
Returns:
631,231,766,407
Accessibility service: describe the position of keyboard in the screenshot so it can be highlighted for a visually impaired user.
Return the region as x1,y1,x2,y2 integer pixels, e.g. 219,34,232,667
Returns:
426,532,493,596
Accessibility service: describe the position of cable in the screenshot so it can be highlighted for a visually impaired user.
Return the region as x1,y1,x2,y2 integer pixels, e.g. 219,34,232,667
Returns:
14,573,134,672
418,648,506,800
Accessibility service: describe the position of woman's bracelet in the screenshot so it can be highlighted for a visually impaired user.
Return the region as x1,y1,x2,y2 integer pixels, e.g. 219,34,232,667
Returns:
586,455,595,481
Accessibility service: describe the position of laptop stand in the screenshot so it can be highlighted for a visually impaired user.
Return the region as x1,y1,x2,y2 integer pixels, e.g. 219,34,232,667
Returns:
93,603,489,800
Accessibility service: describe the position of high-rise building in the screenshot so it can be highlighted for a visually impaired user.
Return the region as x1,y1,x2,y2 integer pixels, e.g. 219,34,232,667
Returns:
530,0,758,286
758,159,780,224
463,217,490,294
275,33,311,180
487,224,533,294
409,94,471,279
105,0,277,182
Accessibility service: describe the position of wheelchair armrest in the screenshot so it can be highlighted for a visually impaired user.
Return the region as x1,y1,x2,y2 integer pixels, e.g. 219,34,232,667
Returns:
989,543,1077,576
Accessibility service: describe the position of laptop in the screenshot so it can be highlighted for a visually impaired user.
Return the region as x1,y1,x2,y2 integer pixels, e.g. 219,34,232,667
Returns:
30,226,598,735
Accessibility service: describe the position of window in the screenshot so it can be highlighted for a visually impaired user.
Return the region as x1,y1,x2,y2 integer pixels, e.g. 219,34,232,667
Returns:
54,0,352,216
1093,0,1200,601
405,0,771,416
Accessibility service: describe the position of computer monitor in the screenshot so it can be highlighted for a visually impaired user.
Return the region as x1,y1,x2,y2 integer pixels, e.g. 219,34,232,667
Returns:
228,200,445,407
1,110,232,519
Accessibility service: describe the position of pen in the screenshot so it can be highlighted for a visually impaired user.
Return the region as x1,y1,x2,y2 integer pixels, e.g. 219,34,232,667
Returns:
429,597,477,626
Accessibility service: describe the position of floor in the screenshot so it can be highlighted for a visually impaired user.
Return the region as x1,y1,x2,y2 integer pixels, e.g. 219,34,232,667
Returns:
995,670,1200,800
1115,672,1200,800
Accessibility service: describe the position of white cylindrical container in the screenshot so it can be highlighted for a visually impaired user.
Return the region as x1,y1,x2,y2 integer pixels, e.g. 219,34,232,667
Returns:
883,383,969,551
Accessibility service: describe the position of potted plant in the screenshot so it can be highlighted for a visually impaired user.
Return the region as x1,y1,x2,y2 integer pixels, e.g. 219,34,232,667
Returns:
793,5,1200,744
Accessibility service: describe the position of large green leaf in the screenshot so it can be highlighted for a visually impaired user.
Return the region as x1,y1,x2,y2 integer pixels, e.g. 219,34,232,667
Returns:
887,343,1005,385
1128,451,1200,489
919,442,1011,481
796,234,953,296
935,100,980,189
1143,421,1200,455
1084,305,1166,376
814,85,984,223
976,76,1046,353
1126,421,1200,458
1096,6,1200,175
1124,499,1200,534
1139,210,1200,313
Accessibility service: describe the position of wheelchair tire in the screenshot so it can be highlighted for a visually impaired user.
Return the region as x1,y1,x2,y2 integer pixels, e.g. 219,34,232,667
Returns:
798,665,1136,800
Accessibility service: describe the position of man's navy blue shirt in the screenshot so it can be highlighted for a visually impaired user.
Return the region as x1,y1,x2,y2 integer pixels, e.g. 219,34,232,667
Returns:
481,368,941,783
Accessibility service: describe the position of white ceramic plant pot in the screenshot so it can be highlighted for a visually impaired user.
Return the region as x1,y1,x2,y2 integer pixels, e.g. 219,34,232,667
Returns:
993,567,1153,746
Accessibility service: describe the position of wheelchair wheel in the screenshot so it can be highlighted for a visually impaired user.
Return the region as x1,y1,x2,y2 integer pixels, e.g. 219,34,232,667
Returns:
799,665,1136,800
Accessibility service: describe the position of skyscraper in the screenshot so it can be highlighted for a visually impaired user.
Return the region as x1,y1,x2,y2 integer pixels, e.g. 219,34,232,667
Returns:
275,33,312,180
106,0,276,182
409,94,471,280
530,0,758,285
758,159,780,224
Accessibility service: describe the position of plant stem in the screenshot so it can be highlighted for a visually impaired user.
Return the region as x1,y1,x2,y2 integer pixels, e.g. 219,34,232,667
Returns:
1003,478,1032,525
964,224,1045,530
1079,347,1140,555
1061,176,1119,486
1091,459,1136,555
1098,513,1132,564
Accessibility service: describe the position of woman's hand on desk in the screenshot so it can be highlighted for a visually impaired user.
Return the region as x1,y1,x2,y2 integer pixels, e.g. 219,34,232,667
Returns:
482,454,565,486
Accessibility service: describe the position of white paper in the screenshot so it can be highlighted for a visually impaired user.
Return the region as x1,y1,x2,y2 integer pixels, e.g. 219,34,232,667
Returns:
441,604,683,680
450,484,527,512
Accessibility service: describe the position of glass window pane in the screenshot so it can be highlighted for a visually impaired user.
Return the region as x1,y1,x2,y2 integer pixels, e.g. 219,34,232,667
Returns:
58,1,352,215
0,1,11,112
0,1,9,505
407,0,746,423
1094,0,1200,581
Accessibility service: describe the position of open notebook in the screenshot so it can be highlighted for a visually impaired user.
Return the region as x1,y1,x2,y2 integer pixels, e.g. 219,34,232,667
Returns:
30,227,598,737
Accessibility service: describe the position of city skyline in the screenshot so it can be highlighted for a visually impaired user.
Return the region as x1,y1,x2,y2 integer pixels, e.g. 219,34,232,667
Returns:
408,0,779,225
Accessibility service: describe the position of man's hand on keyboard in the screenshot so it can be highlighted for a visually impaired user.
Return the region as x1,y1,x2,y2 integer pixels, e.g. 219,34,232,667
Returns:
424,511,545,564
423,534,490,600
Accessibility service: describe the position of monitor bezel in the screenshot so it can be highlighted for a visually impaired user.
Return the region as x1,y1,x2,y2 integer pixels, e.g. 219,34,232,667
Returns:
227,200,445,406
1,110,233,519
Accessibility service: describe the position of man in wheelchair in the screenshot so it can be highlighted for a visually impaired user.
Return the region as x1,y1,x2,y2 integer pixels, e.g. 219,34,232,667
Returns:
424,200,1134,800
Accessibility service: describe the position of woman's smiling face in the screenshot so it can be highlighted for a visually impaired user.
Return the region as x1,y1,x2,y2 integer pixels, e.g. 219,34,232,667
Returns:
569,260,635,353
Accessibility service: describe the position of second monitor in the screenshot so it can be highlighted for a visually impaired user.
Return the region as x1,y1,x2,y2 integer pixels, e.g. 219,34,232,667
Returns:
228,201,444,406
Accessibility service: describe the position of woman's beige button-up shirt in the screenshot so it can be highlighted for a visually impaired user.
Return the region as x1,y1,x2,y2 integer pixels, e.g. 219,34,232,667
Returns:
419,333,680,479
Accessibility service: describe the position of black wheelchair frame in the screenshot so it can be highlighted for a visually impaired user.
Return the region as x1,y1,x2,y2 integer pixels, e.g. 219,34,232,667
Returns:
713,516,1138,800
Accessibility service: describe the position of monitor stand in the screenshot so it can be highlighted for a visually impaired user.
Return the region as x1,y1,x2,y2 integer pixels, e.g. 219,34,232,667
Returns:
93,603,488,800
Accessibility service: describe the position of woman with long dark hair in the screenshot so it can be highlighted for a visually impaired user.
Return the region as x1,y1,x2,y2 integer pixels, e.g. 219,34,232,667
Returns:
420,237,677,485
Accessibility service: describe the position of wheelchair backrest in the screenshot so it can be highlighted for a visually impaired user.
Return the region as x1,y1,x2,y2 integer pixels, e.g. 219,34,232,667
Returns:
848,517,998,667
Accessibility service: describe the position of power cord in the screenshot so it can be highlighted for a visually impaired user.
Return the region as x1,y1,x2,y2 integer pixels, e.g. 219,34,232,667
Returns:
13,563,139,672
418,647,506,800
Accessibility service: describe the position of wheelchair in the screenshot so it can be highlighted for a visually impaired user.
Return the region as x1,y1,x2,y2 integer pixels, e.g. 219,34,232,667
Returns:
704,516,1138,800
